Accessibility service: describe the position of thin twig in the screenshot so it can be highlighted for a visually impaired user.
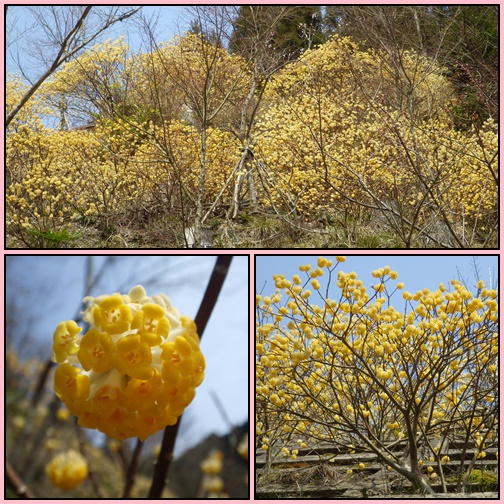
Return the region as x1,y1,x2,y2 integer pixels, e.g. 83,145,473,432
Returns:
147,255,233,498
32,256,98,409
209,389,234,432
6,460,36,498
209,389,240,449
76,422,104,498
123,439,144,498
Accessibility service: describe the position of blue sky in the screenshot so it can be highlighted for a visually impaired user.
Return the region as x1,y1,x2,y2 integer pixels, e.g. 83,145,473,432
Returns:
256,254,499,307
6,6,190,78
5,254,249,454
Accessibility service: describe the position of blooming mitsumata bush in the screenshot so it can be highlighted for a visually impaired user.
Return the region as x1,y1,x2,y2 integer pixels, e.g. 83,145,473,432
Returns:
46,449,88,491
256,256,498,493
52,285,205,441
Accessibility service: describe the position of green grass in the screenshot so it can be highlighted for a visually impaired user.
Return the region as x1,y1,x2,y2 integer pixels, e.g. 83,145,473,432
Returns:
27,228,83,248
467,469,498,491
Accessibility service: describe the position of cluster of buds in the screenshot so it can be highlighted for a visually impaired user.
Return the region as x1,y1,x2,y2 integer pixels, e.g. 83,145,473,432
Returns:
237,433,248,461
52,285,205,440
46,450,88,490
200,450,226,496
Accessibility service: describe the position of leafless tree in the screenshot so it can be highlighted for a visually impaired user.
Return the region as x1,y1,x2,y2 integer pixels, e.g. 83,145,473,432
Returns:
6,5,141,127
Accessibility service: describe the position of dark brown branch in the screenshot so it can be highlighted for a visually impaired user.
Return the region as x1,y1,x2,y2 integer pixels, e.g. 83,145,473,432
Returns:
194,255,233,336
147,255,233,498
123,438,144,498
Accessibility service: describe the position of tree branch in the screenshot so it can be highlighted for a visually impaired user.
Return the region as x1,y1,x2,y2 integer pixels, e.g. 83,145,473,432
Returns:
123,438,144,498
147,255,233,498
6,460,36,498
6,6,141,127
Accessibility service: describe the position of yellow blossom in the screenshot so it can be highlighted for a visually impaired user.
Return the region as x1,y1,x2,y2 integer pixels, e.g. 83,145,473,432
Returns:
46,450,88,490
77,328,115,373
111,334,153,380
203,476,224,493
201,450,224,474
52,321,82,363
51,285,204,441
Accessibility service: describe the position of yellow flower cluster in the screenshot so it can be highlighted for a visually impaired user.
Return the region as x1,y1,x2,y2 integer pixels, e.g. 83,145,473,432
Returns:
52,285,205,441
256,256,498,463
46,449,88,491
254,36,498,242
200,450,223,475
281,447,299,460
200,450,225,495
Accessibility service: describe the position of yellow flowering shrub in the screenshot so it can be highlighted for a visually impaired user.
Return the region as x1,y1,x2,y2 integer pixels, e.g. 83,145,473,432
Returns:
6,33,497,248
6,127,86,245
6,124,142,246
255,36,498,241
130,33,250,129
46,449,88,491
52,285,205,441
256,256,498,490
41,37,129,102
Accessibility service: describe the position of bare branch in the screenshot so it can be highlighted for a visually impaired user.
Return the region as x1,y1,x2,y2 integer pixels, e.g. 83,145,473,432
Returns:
6,6,141,127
